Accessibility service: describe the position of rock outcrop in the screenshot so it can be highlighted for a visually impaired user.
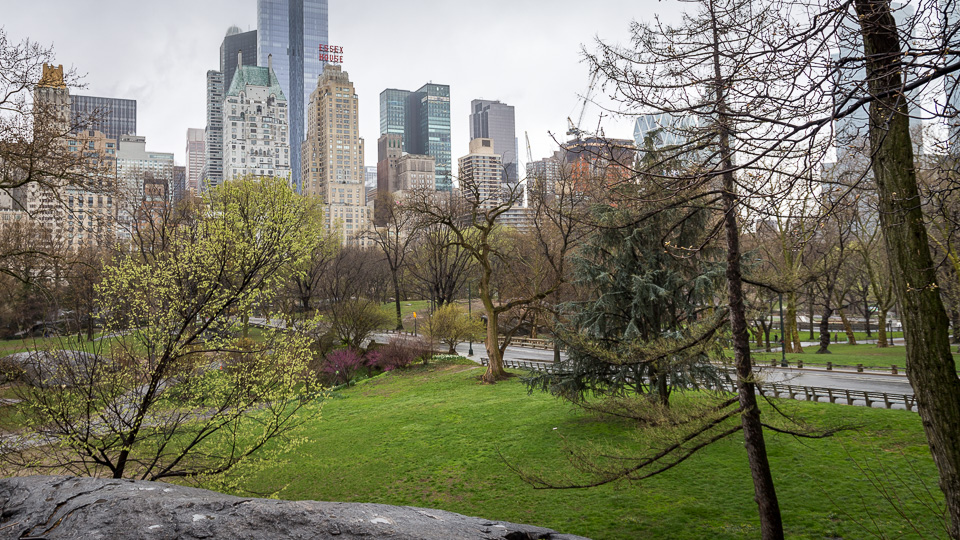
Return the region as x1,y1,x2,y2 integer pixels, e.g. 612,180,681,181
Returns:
0,476,590,539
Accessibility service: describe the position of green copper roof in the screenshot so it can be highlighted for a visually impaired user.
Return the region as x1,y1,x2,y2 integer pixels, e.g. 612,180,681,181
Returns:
226,64,285,100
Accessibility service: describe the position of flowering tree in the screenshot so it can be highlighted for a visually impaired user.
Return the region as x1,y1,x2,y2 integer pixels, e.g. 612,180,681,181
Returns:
2,178,324,485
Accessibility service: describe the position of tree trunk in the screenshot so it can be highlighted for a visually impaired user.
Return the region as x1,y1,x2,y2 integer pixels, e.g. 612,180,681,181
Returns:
785,292,803,353
855,3,960,536
763,322,772,353
952,308,960,344
711,11,783,533
865,298,872,337
877,309,889,348
808,287,816,340
393,276,403,331
817,307,832,354
656,366,670,408
839,308,857,345
479,270,508,383
721,181,783,539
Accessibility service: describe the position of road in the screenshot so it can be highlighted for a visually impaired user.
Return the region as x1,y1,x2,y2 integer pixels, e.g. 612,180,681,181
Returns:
432,337,916,397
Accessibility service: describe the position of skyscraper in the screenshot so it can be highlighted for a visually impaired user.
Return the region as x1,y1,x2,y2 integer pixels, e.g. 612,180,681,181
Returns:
409,84,451,190
201,70,224,190
70,95,136,142
220,26,258,94
380,89,409,149
378,83,451,191
258,0,329,191
469,100,517,183
185,128,205,194
302,64,369,244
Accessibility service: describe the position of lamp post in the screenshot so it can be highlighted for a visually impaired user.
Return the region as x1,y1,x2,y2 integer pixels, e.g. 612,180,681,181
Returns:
779,293,787,367
468,284,474,356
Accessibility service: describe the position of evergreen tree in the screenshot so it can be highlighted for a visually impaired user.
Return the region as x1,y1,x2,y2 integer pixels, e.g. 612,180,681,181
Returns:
528,137,726,407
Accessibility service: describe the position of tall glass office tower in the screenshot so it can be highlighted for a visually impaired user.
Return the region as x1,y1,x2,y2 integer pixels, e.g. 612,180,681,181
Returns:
378,84,451,191
469,99,517,183
379,89,410,151
70,95,136,142
257,0,329,191
413,84,452,191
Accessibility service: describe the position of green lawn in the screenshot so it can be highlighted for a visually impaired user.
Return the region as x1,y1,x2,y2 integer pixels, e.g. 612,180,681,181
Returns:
748,342,960,369
381,300,434,332
775,330,903,343
0,334,108,356
228,358,946,539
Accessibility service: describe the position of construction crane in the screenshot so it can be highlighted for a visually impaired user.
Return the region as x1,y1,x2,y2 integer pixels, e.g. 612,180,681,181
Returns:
567,70,600,139
525,131,534,163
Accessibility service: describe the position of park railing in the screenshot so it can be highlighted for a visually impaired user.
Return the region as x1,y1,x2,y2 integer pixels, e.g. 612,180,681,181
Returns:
758,358,906,375
497,336,561,350
482,357,919,412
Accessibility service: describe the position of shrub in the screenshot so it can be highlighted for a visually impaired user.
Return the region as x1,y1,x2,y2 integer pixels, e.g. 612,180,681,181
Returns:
320,348,365,385
373,336,434,372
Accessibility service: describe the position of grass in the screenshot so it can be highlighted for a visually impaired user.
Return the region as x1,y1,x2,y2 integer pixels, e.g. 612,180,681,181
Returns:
0,334,109,356
226,357,946,540
777,330,903,343
747,342,960,369
381,300,433,332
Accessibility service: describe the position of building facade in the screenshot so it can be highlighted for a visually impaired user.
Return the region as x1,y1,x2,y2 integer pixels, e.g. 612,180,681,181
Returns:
70,95,136,142
378,83,451,191
116,135,174,241
185,128,205,194
32,66,118,251
257,0,329,191
469,99,517,183
171,165,186,203
458,138,502,210
302,64,369,244
376,133,402,194
526,154,562,199
396,154,436,194
222,59,291,182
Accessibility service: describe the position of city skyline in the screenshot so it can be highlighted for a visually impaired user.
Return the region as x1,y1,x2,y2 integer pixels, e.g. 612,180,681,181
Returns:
1,0,646,170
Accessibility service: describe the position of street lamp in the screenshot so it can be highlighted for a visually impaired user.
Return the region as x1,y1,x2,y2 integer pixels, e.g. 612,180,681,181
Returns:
468,284,474,356
778,293,787,368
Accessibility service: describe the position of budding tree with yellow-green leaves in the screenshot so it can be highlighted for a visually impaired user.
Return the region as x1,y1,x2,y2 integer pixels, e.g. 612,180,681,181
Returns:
1,177,327,486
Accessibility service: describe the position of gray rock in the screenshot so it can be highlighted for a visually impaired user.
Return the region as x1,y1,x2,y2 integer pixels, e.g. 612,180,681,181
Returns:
0,476,591,539
0,350,101,388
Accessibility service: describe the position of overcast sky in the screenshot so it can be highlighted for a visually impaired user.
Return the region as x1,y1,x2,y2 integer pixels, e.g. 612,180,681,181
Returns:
2,0,682,167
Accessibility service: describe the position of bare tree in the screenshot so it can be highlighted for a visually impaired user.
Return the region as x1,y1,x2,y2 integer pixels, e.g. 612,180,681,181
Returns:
366,191,420,330
408,166,579,383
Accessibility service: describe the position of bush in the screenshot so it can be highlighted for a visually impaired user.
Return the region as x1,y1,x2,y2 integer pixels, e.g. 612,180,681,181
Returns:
320,348,366,385
372,336,434,371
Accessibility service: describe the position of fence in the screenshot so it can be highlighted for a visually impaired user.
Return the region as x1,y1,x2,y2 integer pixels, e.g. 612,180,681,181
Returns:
482,357,918,412
497,336,560,350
